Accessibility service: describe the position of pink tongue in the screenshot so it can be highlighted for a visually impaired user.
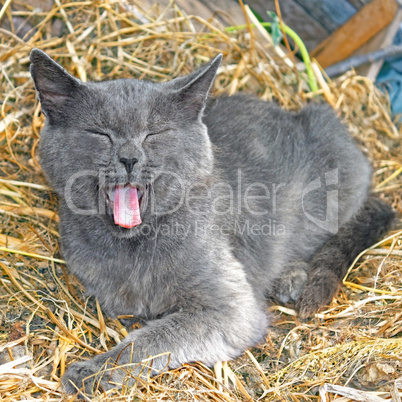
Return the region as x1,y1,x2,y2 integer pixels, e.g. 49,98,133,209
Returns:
113,185,142,228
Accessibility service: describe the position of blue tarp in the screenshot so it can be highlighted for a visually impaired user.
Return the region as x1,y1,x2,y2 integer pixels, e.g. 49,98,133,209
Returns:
376,24,402,116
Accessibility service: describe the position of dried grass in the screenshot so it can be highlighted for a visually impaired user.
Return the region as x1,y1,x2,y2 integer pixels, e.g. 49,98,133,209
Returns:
0,1,401,401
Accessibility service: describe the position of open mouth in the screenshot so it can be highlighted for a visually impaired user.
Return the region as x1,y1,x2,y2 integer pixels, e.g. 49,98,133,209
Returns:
105,184,147,229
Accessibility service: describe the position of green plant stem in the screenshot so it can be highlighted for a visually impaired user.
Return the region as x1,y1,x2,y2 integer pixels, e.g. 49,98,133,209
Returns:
226,22,318,92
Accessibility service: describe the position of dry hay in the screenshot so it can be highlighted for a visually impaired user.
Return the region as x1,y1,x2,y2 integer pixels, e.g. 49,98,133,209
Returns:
0,1,402,401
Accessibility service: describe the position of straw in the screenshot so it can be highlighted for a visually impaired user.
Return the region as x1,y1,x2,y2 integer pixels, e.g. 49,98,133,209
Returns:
0,1,401,400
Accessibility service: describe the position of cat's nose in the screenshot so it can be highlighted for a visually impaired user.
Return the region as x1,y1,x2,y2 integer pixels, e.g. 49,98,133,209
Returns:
119,157,138,174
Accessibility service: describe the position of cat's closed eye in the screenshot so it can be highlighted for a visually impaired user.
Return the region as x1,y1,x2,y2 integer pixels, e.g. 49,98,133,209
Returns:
85,129,113,143
143,129,173,148
145,128,171,138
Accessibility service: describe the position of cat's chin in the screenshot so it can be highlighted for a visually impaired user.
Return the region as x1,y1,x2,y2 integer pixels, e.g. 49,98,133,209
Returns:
101,214,147,239
106,223,144,239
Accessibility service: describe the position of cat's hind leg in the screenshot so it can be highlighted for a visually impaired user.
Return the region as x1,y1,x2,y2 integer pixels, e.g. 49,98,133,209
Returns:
296,195,394,318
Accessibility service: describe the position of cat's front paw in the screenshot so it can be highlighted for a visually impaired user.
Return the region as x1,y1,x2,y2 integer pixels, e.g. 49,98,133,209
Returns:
62,359,113,397
276,261,309,304
296,269,340,319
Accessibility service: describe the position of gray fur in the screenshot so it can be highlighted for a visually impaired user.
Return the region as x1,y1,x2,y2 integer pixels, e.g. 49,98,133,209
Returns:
29,49,394,396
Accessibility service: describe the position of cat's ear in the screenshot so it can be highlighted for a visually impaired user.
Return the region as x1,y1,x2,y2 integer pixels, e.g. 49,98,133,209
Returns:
30,49,82,119
169,54,222,116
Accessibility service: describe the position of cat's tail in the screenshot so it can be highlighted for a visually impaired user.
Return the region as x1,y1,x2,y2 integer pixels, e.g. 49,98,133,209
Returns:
296,195,395,318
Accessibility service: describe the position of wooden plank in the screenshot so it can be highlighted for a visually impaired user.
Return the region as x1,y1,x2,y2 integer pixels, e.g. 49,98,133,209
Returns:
311,0,399,68
366,7,402,80
246,0,330,50
352,7,402,77
294,0,356,33
347,0,372,9
139,0,246,27
180,0,248,26
198,0,246,25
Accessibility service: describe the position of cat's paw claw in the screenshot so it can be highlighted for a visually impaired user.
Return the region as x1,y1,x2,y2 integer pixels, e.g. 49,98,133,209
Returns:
296,269,339,319
62,360,112,397
276,261,308,304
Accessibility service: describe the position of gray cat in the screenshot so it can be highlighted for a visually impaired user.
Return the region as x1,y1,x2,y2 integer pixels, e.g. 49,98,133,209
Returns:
30,49,394,396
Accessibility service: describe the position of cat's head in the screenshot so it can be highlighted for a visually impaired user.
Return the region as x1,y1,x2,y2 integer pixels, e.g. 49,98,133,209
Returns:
30,49,221,237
